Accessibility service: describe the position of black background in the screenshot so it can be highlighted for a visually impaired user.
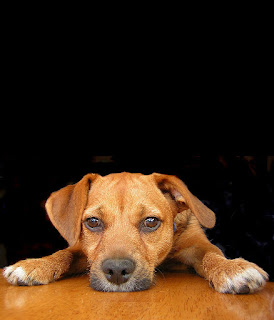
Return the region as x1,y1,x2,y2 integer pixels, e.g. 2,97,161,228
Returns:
1,2,273,283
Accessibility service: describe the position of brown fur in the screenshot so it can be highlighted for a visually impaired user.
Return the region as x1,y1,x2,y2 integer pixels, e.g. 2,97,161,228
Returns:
3,172,268,293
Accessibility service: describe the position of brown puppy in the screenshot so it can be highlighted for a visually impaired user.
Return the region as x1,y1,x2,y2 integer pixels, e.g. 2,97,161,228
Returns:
3,173,268,293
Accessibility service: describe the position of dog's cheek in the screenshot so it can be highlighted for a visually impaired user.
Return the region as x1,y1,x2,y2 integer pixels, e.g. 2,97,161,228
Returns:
80,229,103,259
141,228,173,266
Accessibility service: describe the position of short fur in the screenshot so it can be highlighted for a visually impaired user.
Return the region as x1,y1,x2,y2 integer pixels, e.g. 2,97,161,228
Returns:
3,172,268,293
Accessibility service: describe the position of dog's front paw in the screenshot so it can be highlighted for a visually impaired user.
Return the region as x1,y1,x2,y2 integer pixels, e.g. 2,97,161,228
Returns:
203,253,268,294
3,258,62,286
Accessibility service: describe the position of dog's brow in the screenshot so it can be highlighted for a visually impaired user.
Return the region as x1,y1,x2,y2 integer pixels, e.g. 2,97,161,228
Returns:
85,205,104,217
141,205,161,217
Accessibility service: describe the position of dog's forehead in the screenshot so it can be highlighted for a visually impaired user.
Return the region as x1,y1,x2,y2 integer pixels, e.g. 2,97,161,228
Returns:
90,172,151,197
86,172,162,211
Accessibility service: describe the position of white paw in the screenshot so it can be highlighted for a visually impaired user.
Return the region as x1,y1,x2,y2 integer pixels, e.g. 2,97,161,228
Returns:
217,267,268,294
204,255,269,294
3,260,53,286
3,266,29,285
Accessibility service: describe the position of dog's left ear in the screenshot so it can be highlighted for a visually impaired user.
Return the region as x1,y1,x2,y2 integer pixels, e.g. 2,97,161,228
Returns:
152,173,216,228
45,173,100,246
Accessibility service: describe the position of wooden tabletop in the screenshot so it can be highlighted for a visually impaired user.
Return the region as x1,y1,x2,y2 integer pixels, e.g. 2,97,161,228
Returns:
0,270,273,320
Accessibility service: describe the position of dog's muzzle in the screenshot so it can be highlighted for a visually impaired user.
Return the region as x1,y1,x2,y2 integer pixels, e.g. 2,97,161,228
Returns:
90,258,152,292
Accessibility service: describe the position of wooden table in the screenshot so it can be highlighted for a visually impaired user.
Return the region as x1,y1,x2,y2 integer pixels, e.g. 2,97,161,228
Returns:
0,270,273,320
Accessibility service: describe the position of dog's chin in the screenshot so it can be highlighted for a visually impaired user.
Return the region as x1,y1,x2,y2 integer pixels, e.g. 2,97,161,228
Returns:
90,275,152,292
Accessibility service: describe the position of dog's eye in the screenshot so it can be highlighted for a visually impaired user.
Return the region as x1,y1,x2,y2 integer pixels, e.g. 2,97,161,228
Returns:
84,217,104,232
141,217,161,232
144,217,159,228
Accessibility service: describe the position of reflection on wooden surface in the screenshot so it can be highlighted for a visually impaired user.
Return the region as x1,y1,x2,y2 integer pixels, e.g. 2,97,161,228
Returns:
0,271,273,320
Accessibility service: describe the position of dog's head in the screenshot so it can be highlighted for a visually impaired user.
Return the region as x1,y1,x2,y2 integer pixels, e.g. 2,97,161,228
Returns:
46,172,215,292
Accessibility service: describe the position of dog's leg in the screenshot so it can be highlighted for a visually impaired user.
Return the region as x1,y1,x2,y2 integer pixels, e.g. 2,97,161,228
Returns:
172,214,268,294
3,245,87,286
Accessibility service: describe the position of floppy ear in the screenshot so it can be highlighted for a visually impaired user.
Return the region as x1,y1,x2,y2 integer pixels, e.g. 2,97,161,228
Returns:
45,173,100,246
152,173,216,228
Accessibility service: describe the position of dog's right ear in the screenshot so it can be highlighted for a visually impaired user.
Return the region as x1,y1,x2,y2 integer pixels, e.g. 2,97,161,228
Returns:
45,173,100,247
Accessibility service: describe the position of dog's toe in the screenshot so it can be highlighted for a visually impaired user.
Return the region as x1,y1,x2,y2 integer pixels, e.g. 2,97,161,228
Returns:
3,266,15,278
237,284,250,294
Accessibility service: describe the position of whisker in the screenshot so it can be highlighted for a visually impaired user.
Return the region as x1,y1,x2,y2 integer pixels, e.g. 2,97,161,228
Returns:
154,267,166,280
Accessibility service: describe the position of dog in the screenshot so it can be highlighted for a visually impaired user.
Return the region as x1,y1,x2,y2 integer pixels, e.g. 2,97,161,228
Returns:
3,172,268,293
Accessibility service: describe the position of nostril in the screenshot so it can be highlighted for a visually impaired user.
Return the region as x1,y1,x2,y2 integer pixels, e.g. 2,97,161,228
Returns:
121,270,127,276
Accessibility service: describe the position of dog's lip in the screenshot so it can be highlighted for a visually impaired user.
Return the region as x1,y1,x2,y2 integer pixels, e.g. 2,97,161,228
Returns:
90,275,152,292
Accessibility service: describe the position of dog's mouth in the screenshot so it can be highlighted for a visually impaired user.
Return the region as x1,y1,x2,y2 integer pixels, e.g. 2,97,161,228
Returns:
90,273,152,292
89,258,152,292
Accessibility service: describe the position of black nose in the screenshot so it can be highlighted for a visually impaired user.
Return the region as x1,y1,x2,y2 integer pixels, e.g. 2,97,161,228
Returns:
102,259,136,285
